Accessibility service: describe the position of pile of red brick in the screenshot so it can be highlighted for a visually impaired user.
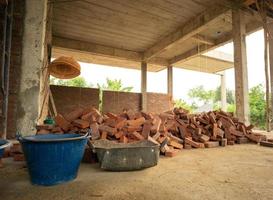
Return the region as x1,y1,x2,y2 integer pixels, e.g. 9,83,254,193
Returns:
0,141,25,167
36,106,268,157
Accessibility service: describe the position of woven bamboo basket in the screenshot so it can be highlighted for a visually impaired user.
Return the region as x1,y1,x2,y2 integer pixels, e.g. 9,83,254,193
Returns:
49,56,81,79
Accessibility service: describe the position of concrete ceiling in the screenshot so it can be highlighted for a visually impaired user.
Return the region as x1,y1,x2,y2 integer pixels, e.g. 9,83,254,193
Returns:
50,0,264,73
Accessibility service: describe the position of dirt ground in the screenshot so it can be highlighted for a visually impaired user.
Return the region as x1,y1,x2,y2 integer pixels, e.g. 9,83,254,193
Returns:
1,143,273,200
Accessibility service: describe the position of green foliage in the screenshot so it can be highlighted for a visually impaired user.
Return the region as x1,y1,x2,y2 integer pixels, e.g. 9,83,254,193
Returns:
187,84,266,129
249,84,265,129
227,104,235,113
97,78,134,112
188,86,214,104
50,76,92,88
214,86,235,104
97,78,133,92
174,99,196,112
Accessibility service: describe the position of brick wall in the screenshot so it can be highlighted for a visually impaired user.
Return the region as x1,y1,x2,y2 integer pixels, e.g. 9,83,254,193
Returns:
102,90,141,114
0,1,25,139
51,86,172,115
50,85,100,115
147,92,173,113
102,90,172,114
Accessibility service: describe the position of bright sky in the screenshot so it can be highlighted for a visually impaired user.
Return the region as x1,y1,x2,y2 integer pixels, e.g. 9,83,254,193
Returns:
79,29,265,102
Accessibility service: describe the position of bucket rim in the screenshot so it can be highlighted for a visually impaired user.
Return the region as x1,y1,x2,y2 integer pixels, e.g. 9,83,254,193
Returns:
18,132,90,143
0,139,11,150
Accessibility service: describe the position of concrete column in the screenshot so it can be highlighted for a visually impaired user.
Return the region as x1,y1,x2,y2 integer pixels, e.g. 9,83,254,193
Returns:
16,0,48,135
269,23,273,129
220,71,227,112
141,61,147,112
232,9,249,124
167,65,173,99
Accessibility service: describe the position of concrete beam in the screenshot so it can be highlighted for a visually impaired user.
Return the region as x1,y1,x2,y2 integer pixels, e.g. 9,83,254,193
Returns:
192,34,215,46
16,0,48,135
143,5,229,60
167,65,173,98
141,61,147,112
220,72,227,112
169,20,262,66
232,9,249,124
52,36,169,67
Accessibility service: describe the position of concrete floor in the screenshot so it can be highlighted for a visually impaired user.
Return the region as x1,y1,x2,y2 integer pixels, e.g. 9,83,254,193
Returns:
1,144,273,200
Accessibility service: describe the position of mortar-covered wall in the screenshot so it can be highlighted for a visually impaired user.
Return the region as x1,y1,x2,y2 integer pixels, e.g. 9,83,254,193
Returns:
102,90,172,114
0,1,25,139
102,90,141,114
50,85,100,115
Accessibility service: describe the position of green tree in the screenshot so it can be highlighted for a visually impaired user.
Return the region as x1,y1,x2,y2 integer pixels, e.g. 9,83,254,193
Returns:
188,86,215,104
98,78,133,92
50,76,92,88
214,86,235,104
174,99,196,112
249,84,265,129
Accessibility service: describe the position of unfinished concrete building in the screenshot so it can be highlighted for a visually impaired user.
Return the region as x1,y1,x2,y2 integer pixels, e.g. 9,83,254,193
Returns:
1,0,273,199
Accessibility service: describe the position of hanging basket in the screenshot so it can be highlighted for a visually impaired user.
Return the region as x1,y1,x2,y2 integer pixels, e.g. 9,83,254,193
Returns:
49,56,81,79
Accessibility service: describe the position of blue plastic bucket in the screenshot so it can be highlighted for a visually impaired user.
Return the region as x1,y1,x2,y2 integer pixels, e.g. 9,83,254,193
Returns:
0,139,11,158
18,133,89,186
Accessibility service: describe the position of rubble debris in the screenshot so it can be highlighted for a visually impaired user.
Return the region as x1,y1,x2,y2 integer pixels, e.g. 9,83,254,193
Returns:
36,106,266,158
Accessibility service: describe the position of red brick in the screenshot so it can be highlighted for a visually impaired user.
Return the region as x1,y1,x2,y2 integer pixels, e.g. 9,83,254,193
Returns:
72,119,90,129
120,135,128,143
101,131,108,139
165,149,180,157
51,127,64,134
36,124,54,130
90,122,100,139
168,140,183,149
37,129,50,135
130,131,145,141
199,134,210,143
114,131,123,139
127,117,145,127
204,141,219,148
64,107,84,122
148,136,160,145
142,122,152,139
227,140,235,145
13,153,25,161
54,114,71,132
185,138,205,148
